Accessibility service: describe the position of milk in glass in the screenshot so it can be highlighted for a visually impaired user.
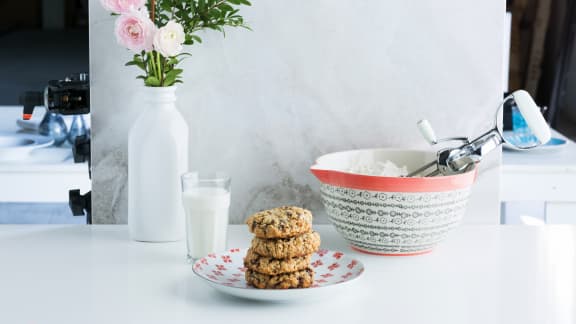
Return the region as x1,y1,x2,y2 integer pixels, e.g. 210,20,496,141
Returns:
182,187,231,260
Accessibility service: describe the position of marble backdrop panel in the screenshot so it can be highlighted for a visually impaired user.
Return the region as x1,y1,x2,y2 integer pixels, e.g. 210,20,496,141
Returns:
90,0,505,224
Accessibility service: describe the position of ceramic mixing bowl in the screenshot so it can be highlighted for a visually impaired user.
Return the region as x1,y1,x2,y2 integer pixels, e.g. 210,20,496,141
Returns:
310,149,477,256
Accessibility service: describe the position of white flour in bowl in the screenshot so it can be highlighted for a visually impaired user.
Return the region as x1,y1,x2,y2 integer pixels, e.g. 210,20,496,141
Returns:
347,160,408,177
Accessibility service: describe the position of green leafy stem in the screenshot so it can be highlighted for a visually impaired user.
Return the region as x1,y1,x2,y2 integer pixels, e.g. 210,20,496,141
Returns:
126,51,189,87
124,0,251,87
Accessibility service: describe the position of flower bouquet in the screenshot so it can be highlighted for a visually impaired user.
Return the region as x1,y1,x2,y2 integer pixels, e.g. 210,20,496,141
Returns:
100,0,251,87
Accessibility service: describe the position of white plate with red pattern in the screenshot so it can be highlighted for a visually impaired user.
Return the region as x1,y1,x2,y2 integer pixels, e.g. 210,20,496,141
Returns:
192,248,365,301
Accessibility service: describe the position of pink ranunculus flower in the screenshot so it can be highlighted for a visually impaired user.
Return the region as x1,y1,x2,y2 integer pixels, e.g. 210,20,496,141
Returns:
100,0,146,14
114,9,156,53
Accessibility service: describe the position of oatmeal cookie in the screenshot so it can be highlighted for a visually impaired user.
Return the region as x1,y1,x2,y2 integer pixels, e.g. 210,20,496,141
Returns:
250,231,321,259
244,248,312,275
246,206,313,239
245,267,315,289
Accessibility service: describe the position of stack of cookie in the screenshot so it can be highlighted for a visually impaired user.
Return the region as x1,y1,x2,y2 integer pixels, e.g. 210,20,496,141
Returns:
244,206,321,289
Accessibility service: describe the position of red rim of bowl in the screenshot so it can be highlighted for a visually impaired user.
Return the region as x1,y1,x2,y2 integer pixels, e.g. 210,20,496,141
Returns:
310,165,477,192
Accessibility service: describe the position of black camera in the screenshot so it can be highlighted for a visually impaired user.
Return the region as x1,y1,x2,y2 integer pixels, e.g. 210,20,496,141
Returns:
19,73,92,223
20,73,90,120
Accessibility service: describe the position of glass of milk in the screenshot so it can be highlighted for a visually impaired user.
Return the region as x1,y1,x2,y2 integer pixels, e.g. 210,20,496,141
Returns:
181,172,231,262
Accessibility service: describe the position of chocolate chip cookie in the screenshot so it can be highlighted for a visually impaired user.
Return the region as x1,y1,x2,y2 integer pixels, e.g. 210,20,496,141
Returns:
245,267,315,289
246,206,313,239
244,248,312,275
250,231,321,259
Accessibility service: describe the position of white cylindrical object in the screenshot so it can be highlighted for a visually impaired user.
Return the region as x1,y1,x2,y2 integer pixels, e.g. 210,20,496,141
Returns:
417,119,438,144
128,86,188,242
512,90,551,145
183,187,231,260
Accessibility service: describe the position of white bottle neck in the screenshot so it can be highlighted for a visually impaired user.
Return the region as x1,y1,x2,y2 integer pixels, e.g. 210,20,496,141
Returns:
141,86,178,109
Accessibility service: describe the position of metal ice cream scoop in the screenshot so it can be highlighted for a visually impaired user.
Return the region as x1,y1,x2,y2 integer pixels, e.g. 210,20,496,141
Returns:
408,90,551,177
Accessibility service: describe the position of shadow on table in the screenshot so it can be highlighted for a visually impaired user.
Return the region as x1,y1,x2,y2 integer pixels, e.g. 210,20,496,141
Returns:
171,275,327,308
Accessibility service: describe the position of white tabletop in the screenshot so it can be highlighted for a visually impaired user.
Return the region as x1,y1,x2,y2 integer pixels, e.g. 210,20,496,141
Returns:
0,224,575,324
0,106,90,202
503,129,576,171
501,129,576,208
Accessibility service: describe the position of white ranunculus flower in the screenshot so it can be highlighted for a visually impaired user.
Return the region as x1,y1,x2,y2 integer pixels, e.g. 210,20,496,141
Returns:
153,21,185,57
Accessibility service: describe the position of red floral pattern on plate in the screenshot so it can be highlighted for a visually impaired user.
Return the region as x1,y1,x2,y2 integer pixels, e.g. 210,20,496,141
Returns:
192,248,364,289
328,262,340,271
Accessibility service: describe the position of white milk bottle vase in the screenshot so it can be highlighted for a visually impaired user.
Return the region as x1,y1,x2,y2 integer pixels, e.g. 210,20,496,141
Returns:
128,86,188,242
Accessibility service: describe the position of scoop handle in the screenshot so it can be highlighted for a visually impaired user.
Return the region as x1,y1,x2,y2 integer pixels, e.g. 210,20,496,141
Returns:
417,119,438,145
511,90,551,144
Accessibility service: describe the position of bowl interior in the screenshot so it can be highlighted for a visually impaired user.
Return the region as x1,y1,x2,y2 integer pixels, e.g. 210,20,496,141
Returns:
312,149,436,175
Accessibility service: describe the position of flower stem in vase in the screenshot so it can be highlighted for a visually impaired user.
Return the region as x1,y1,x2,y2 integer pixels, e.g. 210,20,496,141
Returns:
156,51,163,83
